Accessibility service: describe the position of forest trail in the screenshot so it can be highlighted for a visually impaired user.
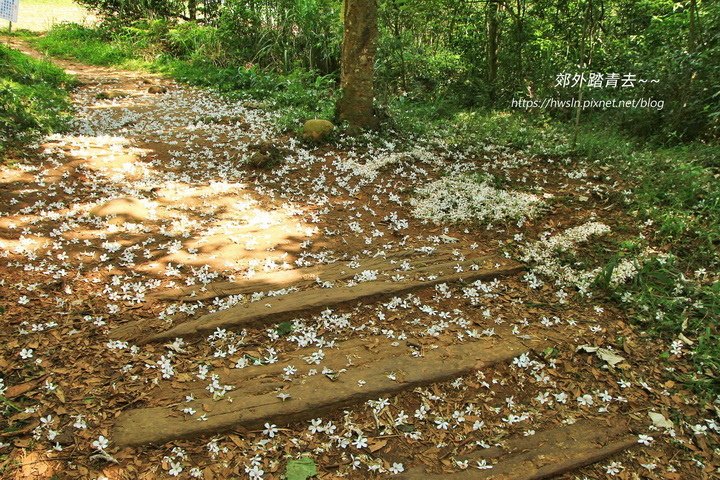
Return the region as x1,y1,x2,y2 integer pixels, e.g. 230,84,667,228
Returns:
0,40,714,479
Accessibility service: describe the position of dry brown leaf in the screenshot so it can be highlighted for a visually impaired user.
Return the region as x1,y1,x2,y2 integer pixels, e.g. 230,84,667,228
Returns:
368,438,387,452
5,377,44,398
54,388,65,403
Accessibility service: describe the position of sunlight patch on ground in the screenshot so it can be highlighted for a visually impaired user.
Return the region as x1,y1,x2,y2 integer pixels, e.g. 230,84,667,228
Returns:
11,450,60,479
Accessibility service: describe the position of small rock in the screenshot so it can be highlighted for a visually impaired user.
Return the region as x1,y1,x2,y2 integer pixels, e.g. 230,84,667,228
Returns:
248,152,273,168
91,197,149,221
438,234,459,243
148,85,168,94
96,89,127,100
243,100,269,110
302,119,334,142
246,141,290,169
648,412,674,430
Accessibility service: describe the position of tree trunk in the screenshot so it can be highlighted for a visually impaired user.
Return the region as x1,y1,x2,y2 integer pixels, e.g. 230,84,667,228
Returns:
336,0,379,132
572,0,594,147
188,0,197,21
688,0,697,52
487,0,499,103
392,1,408,93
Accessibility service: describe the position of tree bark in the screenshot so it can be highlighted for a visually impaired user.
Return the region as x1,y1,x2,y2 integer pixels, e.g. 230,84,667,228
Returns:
487,0,499,103
188,0,197,21
392,1,408,93
336,0,380,132
688,0,697,52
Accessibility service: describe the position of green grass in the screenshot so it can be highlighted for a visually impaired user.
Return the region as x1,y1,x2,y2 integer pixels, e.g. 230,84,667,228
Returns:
31,23,139,66
0,43,75,160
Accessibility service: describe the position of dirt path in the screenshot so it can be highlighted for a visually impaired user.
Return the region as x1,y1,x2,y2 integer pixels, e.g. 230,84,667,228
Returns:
1,41,717,479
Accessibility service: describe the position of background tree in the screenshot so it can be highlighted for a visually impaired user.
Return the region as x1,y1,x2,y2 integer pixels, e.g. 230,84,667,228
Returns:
336,0,380,131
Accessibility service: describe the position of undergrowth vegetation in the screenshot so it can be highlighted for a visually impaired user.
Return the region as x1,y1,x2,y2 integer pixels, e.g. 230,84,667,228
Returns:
0,44,75,160
68,0,720,144
383,99,719,394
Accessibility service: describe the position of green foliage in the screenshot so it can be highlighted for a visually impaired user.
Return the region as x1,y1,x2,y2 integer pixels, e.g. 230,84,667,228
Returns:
0,45,75,160
374,0,720,142
164,22,222,62
600,251,720,394
286,457,317,480
34,24,139,66
275,322,294,336
76,0,342,74
215,0,341,73
39,0,720,142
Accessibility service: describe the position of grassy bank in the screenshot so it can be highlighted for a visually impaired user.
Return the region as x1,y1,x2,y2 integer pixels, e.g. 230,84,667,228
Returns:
0,43,75,160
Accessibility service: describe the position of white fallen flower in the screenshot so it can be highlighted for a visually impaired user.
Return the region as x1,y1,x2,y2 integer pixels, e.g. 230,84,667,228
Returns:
411,174,544,225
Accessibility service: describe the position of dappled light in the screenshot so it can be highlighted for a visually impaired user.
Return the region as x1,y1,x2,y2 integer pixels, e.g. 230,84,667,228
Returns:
1,125,316,284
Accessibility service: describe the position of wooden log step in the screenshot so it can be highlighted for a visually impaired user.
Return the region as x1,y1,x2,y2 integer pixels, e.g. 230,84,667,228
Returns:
400,420,637,480
112,333,547,447
148,248,462,303
111,255,522,344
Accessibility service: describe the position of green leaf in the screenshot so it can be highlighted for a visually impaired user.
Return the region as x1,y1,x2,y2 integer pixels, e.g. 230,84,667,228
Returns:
542,346,559,358
286,457,317,480
276,321,294,336
0,396,22,412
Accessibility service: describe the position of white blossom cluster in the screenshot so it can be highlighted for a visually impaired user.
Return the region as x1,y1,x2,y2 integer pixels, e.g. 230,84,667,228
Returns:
520,222,611,293
609,258,639,287
410,174,544,225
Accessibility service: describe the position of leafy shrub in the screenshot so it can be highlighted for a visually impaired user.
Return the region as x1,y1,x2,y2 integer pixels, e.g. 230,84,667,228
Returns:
35,24,137,65
0,45,74,159
214,0,341,73
165,23,222,63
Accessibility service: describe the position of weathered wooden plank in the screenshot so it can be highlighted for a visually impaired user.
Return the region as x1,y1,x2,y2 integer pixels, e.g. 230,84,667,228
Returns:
112,334,546,447
400,420,637,480
111,255,522,344
148,248,455,303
